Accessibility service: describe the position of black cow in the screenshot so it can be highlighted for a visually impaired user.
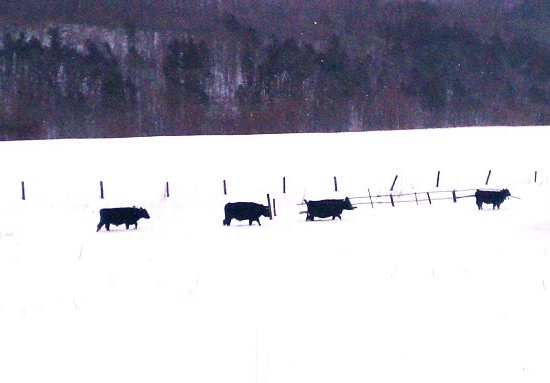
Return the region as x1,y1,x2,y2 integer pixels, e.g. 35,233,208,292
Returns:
474,189,511,210
223,202,271,226
96,207,150,231
304,197,356,221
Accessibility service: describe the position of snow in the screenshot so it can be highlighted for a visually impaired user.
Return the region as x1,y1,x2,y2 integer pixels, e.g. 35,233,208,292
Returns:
0,125,550,383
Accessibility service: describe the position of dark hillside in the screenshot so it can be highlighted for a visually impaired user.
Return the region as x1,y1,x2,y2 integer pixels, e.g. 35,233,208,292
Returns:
0,0,549,139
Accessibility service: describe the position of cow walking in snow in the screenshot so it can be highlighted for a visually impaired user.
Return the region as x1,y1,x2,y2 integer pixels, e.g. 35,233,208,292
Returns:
474,189,511,210
96,207,150,231
223,202,271,226
304,197,356,221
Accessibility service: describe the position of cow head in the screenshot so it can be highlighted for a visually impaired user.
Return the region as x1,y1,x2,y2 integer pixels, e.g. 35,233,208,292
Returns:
139,207,151,219
502,189,511,199
343,197,356,210
262,205,271,218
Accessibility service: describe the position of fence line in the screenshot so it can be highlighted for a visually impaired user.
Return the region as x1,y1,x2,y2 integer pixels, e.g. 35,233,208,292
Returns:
349,188,479,200
8,172,534,203
353,193,476,206
299,187,483,207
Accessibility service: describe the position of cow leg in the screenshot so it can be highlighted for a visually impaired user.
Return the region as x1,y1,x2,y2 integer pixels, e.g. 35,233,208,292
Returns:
96,221,104,232
249,219,254,226
256,219,261,226
134,223,138,229
105,223,110,231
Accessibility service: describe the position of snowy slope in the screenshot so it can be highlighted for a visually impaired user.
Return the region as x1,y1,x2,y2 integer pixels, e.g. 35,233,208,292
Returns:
0,126,549,383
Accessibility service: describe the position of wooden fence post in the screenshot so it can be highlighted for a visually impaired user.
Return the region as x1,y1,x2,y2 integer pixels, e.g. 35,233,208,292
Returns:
452,190,457,203
535,171,538,183
166,181,170,198
390,194,395,207
223,180,227,195
267,193,273,219
368,188,374,208
100,181,104,199
436,171,440,187
390,175,398,191
273,198,277,217
283,177,286,193
21,181,25,200
485,170,492,185
427,192,432,205
334,176,338,192
415,192,418,205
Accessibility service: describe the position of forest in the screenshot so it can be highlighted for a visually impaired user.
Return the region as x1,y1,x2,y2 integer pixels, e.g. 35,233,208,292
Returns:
0,0,549,139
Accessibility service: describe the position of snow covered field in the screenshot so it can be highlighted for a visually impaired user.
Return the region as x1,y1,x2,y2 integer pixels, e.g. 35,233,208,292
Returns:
1,126,550,383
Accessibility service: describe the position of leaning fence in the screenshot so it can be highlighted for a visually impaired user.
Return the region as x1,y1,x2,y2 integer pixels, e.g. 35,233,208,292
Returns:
349,188,480,207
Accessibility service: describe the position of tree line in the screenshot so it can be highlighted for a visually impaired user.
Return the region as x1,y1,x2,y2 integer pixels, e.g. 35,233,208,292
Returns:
0,0,549,139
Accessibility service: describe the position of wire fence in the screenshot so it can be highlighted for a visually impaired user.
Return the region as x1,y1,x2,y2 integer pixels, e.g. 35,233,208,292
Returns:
9,173,525,215
350,188,480,207
296,187,513,209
